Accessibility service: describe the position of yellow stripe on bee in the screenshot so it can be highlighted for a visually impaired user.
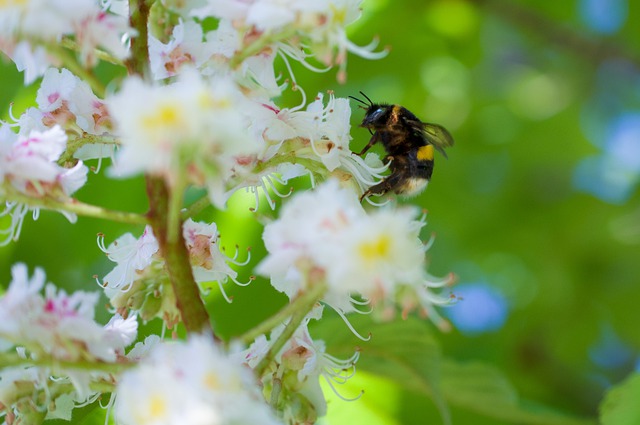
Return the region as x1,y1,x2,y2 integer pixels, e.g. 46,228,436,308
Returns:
390,105,402,124
417,144,434,161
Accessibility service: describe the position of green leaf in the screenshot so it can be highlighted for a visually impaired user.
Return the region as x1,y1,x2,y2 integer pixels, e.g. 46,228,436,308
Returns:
442,360,596,425
314,315,449,425
600,372,640,425
316,316,594,425
323,371,403,425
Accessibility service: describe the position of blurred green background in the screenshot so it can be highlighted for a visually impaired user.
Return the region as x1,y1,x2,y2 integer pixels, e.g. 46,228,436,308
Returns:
2,0,640,424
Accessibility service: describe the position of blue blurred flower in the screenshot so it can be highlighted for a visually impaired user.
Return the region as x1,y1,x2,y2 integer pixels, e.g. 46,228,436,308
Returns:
605,113,640,171
574,113,640,203
579,0,627,34
446,282,508,335
589,324,634,369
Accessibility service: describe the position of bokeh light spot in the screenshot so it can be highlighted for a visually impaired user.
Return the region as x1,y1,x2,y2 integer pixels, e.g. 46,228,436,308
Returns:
579,0,627,34
447,282,509,335
424,0,478,39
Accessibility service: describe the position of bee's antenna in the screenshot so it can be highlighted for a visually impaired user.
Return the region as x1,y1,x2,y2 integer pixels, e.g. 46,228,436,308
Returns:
359,91,374,106
349,95,369,107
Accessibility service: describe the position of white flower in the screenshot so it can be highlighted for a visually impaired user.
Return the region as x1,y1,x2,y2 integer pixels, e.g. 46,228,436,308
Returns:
203,19,240,60
324,208,426,298
257,179,364,300
0,124,88,196
0,123,88,244
108,70,259,193
99,225,159,292
72,7,132,66
0,263,138,362
25,67,115,160
200,0,385,82
195,0,252,21
239,310,359,422
0,265,138,425
126,334,161,361
149,20,214,80
33,68,111,135
99,220,251,322
257,179,453,320
249,93,388,196
182,218,238,283
0,124,65,192
0,366,41,410
0,0,133,81
115,335,282,425
240,50,282,96
7,41,52,85
290,92,354,171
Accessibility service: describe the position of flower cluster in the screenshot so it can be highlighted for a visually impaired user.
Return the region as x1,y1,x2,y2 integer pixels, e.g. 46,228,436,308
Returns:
0,0,456,424
98,219,246,325
0,0,132,83
258,179,454,327
239,305,359,423
21,67,112,145
0,124,87,245
0,264,137,422
115,334,281,425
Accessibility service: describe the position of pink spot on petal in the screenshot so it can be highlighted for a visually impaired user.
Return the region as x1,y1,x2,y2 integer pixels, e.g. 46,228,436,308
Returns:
48,93,60,105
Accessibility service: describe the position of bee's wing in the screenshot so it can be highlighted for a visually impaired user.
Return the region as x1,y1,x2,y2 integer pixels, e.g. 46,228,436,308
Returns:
419,122,454,158
401,114,454,157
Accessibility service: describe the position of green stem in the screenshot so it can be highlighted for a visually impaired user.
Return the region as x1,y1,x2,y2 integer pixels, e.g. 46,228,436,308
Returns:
60,37,125,66
167,169,186,244
181,195,211,220
236,291,314,345
2,186,148,225
252,152,320,175
0,352,133,375
229,29,296,69
270,365,285,409
254,276,327,377
145,176,212,334
126,0,210,334
59,134,120,165
126,0,152,78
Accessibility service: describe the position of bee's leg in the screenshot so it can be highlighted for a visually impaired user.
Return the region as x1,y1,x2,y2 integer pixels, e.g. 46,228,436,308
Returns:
354,132,379,156
359,172,404,202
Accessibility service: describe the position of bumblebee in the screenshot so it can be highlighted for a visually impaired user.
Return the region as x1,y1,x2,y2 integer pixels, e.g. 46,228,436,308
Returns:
349,92,454,201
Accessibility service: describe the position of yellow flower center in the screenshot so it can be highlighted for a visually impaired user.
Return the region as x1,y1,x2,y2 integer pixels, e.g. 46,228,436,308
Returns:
0,0,27,8
330,4,347,25
142,104,182,132
359,234,391,262
203,371,220,390
136,394,167,422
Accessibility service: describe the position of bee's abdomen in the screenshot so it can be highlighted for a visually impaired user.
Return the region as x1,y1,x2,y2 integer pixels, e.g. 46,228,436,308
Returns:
396,177,429,197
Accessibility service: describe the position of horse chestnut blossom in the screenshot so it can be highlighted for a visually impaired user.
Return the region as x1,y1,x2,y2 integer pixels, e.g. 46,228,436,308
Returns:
0,0,132,83
0,0,456,423
115,335,281,425
258,179,454,328
99,220,248,323
0,124,88,245
239,306,360,423
28,67,111,137
107,69,260,206
0,264,137,420
197,0,386,82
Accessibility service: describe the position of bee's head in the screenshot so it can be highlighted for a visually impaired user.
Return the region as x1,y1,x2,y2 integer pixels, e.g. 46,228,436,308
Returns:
362,104,391,128
349,91,390,129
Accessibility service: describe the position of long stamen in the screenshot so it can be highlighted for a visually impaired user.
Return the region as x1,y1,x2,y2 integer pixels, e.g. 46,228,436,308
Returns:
322,374,364,402
330,306,371,341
